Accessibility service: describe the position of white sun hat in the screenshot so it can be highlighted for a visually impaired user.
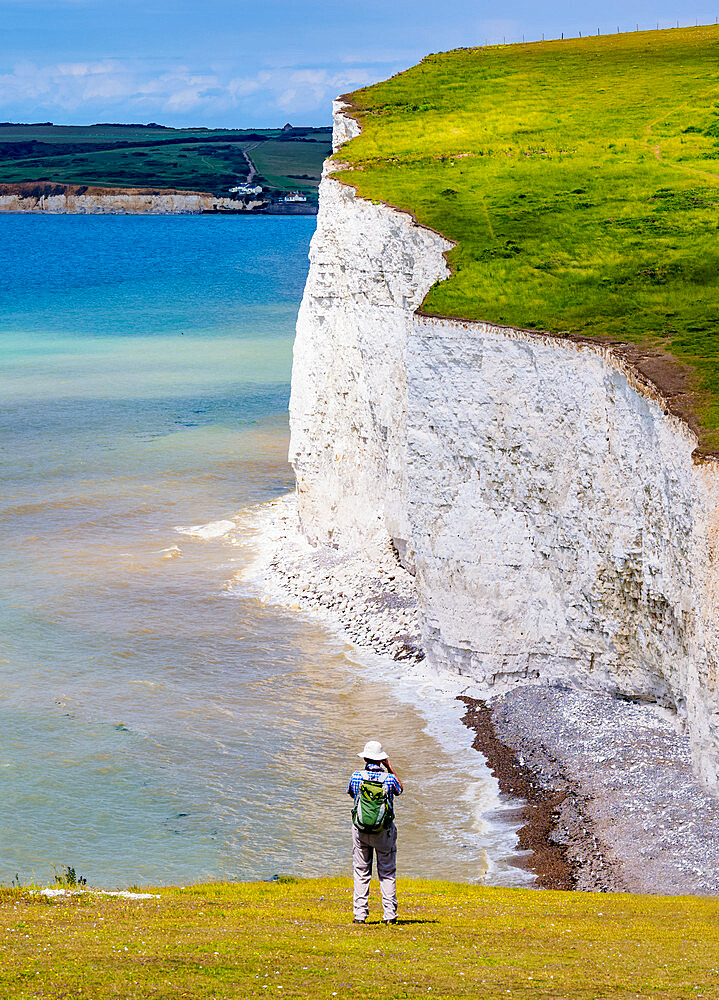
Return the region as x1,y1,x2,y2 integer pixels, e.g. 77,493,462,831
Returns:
358,740,388,761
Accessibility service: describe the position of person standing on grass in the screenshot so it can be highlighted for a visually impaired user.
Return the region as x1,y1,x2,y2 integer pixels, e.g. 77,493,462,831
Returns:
347,739,403,925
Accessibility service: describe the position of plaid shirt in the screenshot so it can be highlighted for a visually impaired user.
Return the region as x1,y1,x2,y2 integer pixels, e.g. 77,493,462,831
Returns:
346,763,402,806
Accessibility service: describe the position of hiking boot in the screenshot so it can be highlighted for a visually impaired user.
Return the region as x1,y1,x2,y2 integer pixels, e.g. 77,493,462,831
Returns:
353,918,366,924
383,917,397,925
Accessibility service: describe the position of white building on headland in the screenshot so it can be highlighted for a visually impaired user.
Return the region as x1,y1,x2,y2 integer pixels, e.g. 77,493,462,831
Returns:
283,191,307,203
230,183,263,196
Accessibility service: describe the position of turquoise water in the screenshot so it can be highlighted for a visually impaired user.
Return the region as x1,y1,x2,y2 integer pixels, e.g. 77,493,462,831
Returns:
0,215,524,888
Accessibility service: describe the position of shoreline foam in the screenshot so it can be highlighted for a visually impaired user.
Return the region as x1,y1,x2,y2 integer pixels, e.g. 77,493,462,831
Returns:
459,697,624,892
228,492,535,888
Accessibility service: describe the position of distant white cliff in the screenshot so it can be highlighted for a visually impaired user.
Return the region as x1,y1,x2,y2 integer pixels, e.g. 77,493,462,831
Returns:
289,102,719,792
0,183,264,214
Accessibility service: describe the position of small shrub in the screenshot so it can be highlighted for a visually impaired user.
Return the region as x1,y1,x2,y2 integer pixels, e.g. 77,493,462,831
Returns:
53,866,87,888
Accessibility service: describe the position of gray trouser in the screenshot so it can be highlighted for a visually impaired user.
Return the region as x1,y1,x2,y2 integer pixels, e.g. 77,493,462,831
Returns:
351,824,397,921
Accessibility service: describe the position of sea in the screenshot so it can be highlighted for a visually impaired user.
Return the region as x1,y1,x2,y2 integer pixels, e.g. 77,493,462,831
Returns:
0,214,526,887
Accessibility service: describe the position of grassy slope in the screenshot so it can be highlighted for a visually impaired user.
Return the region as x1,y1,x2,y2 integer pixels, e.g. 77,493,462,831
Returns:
1,878,718,999
336,26,719,444
251,140,325,195
0,125,332,199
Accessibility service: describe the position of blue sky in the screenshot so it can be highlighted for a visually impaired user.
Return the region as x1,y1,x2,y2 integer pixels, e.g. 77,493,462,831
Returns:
1,1,715,127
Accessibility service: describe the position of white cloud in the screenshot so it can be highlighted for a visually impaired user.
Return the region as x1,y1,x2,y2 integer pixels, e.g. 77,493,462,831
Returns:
0,59,145,107
0,57,401,124
276,67,375,112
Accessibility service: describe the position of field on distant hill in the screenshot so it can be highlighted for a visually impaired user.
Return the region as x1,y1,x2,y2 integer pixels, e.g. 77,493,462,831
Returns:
251,138,326,193
0,123,332,202
337,25,719,448
1,877,718,998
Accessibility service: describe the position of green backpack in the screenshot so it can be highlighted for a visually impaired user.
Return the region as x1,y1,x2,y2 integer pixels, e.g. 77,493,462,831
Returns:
352,771,394,833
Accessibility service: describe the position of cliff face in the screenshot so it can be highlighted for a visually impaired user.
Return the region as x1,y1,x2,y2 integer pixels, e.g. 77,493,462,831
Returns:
0,183,264,214
289,118,451,561
289,104,719,791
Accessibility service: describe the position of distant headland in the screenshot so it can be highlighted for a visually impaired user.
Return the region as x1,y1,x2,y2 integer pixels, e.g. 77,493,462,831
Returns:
0,121,331,214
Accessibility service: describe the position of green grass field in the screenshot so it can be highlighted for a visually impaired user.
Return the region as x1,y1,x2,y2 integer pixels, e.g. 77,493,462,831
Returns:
0,124,332,200
337,25,719,446
251,139,325,195
0,877,717,999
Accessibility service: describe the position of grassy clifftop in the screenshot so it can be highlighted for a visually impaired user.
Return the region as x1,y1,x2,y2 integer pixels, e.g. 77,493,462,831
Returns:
336,26,719,447
1,877,719,998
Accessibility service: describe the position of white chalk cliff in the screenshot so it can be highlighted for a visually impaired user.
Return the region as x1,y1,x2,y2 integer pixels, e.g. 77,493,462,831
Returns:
0,186,264,214
289,102,719,792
